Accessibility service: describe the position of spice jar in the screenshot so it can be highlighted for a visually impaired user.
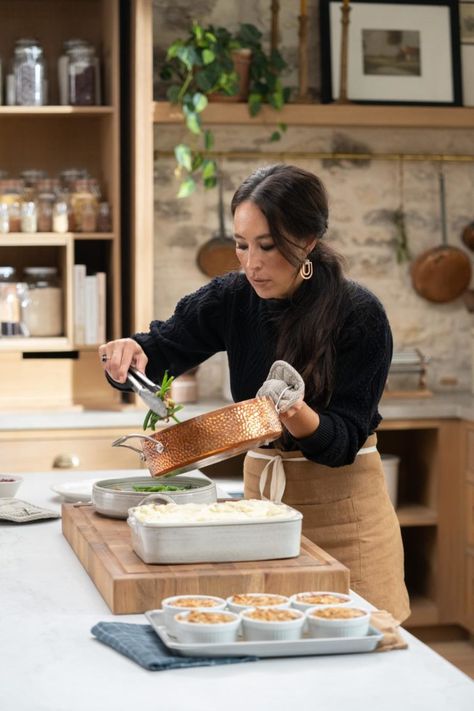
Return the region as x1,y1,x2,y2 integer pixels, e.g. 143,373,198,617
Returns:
68,45,96,105
52,199,69,233
37,192,55,232
0,180,23,232
20,169,48,201
21,201,37,233
23,267,63,337
96,202,112,232
0,266,28,336
70,179,99,231
0,203,9,234
13,39,47,106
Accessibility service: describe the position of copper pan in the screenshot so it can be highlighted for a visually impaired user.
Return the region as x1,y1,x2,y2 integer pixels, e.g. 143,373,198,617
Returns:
411,171,471,303
112,397,282,478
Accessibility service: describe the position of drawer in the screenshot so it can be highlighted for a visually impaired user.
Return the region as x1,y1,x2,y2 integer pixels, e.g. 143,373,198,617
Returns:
0,430,146,472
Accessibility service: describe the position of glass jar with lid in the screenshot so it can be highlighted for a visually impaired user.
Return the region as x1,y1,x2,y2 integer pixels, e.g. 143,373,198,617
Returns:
58,39,89,105
13,38,47,106
37,192,56,232
0,179,24,232
68,45,96,105
0,266,29,336
23,267,63,336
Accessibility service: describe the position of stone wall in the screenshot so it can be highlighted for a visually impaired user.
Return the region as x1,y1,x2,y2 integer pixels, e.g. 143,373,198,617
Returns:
151,0,473,398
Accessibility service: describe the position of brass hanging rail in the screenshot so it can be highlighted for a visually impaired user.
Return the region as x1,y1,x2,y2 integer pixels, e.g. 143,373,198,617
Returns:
154,150,474,163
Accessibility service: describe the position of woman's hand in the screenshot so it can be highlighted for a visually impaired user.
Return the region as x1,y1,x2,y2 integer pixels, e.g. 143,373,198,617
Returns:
98,338,148,383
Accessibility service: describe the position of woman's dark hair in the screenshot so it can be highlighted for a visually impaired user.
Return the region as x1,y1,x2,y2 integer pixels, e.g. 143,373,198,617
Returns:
231,163,346,406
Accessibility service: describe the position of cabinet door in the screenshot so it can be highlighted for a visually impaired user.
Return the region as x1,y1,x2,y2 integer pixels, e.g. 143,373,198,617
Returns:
0,430,145,472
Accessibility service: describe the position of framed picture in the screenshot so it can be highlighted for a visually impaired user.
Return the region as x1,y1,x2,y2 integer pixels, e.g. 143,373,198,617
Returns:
320,0,463,105
460,2,474,44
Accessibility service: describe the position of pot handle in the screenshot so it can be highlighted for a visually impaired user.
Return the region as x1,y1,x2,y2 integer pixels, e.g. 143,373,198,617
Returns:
111,433,165,461
137,493,174,506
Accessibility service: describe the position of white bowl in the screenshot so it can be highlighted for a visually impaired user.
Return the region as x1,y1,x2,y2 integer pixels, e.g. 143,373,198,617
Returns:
290,591,352,612
161,594,227,637
241,607,305,641
173,609,241,644
306,606,371,639
0,476,22,498
226,593,290,613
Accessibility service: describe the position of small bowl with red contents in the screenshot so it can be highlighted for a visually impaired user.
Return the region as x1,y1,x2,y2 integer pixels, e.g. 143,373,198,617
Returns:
0,475,22,498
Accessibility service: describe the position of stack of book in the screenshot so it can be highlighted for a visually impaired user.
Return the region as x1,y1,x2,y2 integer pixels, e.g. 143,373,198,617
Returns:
73,264,106,345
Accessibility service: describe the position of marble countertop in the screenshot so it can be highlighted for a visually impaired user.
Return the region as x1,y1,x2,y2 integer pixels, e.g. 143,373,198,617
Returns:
0,470,473,711
2,392,474,432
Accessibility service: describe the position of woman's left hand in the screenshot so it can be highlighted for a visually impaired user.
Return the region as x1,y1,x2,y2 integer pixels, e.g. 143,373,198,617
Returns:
256,360,305,413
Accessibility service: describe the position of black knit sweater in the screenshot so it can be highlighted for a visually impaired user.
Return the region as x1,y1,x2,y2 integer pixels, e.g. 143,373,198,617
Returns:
133,272,392,467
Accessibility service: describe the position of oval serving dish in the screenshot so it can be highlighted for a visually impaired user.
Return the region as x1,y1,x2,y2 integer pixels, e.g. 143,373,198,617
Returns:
92,475,217,519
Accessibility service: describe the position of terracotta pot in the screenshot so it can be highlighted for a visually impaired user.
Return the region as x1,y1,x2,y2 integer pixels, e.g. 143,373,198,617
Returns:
208,49,252,103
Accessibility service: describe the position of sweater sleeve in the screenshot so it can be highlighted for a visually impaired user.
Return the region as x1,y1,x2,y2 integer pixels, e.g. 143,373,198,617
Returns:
294,301,392,467
132,278,228,384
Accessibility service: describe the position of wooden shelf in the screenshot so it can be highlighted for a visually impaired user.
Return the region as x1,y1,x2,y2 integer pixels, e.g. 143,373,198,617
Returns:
153,101,474,129
405,596,439,627
397,505,438,527
0,107,113,116
0,233,114,246
0,337,70,352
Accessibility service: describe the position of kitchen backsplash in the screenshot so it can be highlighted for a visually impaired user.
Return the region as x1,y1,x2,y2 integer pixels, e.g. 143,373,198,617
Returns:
152,0,473,398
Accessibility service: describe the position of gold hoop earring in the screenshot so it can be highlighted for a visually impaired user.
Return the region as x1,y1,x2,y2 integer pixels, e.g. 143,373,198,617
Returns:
300,258,313,280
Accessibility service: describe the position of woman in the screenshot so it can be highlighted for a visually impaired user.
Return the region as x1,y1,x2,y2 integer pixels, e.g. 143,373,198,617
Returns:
100,164,410,622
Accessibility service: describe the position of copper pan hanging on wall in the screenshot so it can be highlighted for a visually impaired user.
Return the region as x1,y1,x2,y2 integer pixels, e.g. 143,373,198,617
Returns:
411,170,471,303
196,171,241,278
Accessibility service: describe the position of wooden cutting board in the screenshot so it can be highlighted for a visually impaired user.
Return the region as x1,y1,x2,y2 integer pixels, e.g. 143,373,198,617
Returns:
62,504,350,614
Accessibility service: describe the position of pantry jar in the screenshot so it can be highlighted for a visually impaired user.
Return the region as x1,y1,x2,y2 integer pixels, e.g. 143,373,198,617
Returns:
58,39,90,105
13,38,47,106
0,266,28,337
0,180,23,232
68,45,96,105
23,267,63,337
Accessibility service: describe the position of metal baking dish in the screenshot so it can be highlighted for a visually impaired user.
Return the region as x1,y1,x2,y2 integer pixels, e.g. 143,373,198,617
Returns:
92,475,217,519
127,502,302,564
112,397,282,478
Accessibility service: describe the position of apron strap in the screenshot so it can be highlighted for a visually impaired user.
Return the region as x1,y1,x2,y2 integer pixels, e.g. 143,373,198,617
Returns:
247,442,378,504
247,451,306,504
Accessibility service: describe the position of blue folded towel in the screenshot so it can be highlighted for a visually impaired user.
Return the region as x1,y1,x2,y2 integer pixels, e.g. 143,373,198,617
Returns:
91,622,258,671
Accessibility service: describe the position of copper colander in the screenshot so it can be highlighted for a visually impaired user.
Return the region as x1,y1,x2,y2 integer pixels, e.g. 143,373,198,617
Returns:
112,397,282,478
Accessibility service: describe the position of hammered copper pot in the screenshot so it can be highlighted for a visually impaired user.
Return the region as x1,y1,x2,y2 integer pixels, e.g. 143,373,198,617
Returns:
112,396,283,478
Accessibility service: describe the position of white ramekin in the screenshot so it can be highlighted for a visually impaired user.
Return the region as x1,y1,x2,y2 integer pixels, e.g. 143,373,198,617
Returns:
0,475,22,498
305,607,371,638
290,591,352,612
161,595,227,637
173,610,241,644
226,593,290,613
241,607,305,641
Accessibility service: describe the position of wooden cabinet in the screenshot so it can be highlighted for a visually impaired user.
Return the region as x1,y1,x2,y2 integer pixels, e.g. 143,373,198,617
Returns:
0,0,122,409
377,420,464,628
462,422,474,633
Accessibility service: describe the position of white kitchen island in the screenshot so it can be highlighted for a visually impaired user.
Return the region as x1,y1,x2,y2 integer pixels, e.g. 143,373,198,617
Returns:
1,470,473,711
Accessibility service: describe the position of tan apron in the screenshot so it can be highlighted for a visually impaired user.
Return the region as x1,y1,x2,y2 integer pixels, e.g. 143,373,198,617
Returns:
244,434,411,623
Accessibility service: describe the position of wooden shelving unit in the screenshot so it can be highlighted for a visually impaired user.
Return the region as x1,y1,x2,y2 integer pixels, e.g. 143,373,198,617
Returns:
0,0,122,408
153,100,474,129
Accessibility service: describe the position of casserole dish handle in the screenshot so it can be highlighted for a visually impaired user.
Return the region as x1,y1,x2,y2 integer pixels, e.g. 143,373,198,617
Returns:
137,493,174,506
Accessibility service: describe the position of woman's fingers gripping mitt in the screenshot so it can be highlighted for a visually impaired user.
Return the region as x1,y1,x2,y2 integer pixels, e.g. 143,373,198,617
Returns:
256,360,305,413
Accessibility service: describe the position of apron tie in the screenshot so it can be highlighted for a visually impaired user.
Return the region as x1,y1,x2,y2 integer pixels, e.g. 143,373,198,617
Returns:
247,444,378,504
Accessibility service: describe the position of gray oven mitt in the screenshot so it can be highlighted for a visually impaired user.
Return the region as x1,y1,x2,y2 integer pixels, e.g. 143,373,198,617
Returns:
256,360,305,413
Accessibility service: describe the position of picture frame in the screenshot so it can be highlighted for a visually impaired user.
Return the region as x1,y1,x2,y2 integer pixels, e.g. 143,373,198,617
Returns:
320,0,463,105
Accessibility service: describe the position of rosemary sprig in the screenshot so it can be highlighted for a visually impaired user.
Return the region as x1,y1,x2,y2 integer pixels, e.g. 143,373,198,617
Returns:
142,370,184,431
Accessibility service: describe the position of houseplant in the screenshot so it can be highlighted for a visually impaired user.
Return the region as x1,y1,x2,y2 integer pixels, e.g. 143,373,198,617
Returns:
160,21,290,197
